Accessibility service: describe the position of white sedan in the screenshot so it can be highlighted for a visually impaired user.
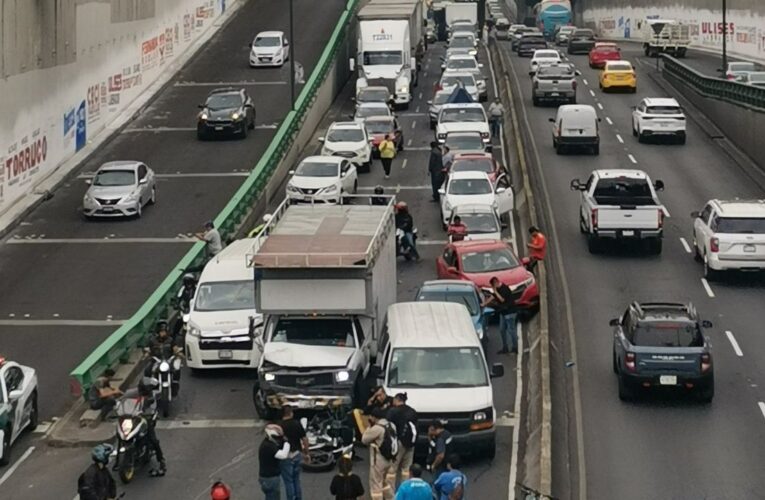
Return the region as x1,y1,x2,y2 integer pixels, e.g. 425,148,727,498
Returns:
286,156,358,204
0,358,38,465
449,203,503,241
352,102,393,123
249,31,289,67
439,171,513,228
529,49,562,75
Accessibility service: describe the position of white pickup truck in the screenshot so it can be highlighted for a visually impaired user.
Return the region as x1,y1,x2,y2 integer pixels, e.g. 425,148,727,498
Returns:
570,169,666,254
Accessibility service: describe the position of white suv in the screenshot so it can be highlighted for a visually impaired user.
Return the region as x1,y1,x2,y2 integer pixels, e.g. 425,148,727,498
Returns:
691,199,765,280
319,122,373,173
436,103,490,146
632,98,686,145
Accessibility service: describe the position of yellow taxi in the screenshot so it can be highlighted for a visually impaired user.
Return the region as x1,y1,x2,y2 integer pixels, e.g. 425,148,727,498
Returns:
599,60,637,93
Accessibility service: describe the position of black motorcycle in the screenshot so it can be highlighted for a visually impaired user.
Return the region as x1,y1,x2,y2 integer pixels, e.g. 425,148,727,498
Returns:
113,397,156,484
300,403,355,473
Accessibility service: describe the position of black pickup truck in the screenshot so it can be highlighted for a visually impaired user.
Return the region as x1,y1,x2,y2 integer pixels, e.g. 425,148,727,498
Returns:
612,302,714,402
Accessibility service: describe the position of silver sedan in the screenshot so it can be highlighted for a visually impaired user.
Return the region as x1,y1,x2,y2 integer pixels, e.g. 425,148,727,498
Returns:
82,161,156,218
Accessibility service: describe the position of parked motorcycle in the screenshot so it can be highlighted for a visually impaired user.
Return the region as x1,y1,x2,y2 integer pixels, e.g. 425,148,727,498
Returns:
146,349,183,418
300,402,355,473
396,227,418,261
113,396,156,484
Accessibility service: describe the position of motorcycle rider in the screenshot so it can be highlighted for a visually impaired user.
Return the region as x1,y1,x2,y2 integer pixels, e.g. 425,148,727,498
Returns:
77,444,118,500
147,320,180,358
122,377,167,477
210,481,232,500
371,185,388,206
176,273,197,312
394,202,420,261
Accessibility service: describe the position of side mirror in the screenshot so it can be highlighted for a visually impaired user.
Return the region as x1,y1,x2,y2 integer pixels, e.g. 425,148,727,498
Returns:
284,40,289,46
182,313,190,323
570,179,583,191
8,389,23,400
138,178,148,185
654,180,665,191
548,117,555,123
318,137,325,143
609,318,619,327
702,320,713,328
351,96,356,102
427,100,433,105
198,104,205,109
521,256,531,265
631,105,637,110
478,63,485,68
690,211,701,218
496,187,506,194
85,179,92,185
490,363,505,378
598,117,602,122
447,266,458,274
288,169,295,175
438,187,446,195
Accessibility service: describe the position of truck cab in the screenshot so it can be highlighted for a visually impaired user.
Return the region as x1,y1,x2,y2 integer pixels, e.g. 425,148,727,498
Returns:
355,19,414,109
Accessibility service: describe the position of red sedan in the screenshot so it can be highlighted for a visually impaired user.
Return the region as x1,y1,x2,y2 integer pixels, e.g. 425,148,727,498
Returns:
364,116,403,157
435,239,539,309
588,43,621,68
448,152,509,184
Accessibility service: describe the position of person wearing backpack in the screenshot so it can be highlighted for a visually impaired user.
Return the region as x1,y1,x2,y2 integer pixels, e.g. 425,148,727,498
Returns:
386,393,418,486
361,407,397,500
433,454,467,500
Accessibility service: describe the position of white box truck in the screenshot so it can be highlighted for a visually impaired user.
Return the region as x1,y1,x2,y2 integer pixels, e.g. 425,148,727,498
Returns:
366,0,426,68
355,12,415,108
249,198,397,418
445,1,478,33
642,19,690,58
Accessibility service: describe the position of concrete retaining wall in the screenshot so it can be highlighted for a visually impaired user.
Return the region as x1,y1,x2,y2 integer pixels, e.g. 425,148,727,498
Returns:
579,1,765,64
0,0,235,217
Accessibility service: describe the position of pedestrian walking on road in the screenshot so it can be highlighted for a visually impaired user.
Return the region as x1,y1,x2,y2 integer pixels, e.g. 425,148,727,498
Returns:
482,276,521,354
195,221,223,258
428,141,445,202
279,406,309,500
329,455,365,500
395,464,433,500
526,225,547,273
433,454,466,500
488,97,505,141
361,407,396,500
379,134,397,179
259,424,291,500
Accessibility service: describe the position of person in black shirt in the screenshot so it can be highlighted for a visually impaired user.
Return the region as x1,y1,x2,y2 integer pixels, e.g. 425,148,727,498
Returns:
329,455,365,500
428,141,445,202
482,276,521,354
353,386,393,435
427,420,453,479
279,406,309,500
386,393,418,486
77,444,117,500
259,424,291,500
395,202,420,260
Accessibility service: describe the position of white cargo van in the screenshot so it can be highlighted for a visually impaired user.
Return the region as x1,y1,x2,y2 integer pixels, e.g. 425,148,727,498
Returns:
185,239,263,370
373,302,504,458
549,104,600,155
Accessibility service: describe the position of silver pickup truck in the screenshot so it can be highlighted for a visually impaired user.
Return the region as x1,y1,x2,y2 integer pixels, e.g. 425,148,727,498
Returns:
570,169,666,254
532,63,580,106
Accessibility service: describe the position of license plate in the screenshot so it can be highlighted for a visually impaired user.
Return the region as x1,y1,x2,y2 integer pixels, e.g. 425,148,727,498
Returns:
659,375,677,385
297,399,312,409
215,126,223,131
102,207,114,212
744,244,756,253
218,350,232,359
550,92,559,96
623,230,635,236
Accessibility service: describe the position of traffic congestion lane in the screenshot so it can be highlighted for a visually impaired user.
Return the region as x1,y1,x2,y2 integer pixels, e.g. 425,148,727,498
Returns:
499,39,765,499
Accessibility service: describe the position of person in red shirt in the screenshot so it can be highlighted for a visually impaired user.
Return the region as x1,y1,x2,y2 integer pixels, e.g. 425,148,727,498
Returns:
526,226,547,272
447,215,468,242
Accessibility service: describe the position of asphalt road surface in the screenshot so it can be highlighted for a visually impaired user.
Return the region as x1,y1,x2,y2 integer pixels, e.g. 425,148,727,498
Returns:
0,0,347,421
499,40,765,499
0,35,525,500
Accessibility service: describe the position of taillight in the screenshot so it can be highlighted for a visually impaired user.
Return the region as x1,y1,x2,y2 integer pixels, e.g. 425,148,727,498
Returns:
625,352,636,372
726,74,735,80
701,353,712,373
658,210,664,228
591,208,598,229
710,237,719,253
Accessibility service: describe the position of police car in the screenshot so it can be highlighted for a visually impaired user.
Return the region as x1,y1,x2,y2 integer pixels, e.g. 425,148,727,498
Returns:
0,357,38,465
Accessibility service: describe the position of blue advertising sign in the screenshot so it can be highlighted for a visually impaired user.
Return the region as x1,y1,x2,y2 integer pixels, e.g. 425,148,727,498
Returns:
76,100,87,152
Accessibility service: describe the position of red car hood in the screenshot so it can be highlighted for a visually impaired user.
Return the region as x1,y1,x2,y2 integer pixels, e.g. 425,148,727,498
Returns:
463,265,530,288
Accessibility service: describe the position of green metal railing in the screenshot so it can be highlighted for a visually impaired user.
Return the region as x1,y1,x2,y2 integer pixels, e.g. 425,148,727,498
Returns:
662,54,765,111
70,0,360,397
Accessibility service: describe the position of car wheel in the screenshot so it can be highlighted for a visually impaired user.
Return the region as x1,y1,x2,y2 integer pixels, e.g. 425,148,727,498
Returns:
649,238,663,255
484,439,496,461
239,123,248,139
592,144,600,155
612,353,619,374
637,129,646,143
587,235,601,254
196,129,206,141
579,216,587,234
632,121,638,137
697,378,714,403
693,238,703,262
359,161,371,174
677,133,686,145
429,121,436,130
618,375,633,401
353,180,358,194
631,87,637,94
149,187,156,205
532,96,539,106
398,139,404,152
248,115,256,130
136,201,142,218
27,392,38,432
0,427,11,466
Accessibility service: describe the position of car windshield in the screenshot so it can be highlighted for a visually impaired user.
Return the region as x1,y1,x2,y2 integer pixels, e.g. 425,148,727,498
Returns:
607,62,633,71
358,88,389,102
632,323,702,347
646,106,682,115
194,281,255,312
442,75,476,87
363,51,402,66
461,247,519,273
207,94,242,110
573,30,594,38
534,51,559,59
452,158,493,173
449,178,492,195
730,62,756,72
447,134,484,151
446,59,478,70
460,212,500,234
271,318,355,347
560,27,576,34
714,217,765,233
387,347,488,388
93,169,135,186
416,289,480,315
450,37,474,48
537,67,574,79
440,108,485,122
295,161,339,177
593,178,655,206
327,128,364,142
357,106,390,118
253,36,280,47
365,120,394,134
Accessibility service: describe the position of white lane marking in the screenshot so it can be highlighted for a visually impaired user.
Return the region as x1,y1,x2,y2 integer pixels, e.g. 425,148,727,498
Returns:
597,103,604,110
358,185,430,190
606,117,613,125
398,112,427,117
662,207,671,218
582,78,588,86
78,172,250,179
418,92,423,99
8,237,195,244
616,134,624,144
415,106,420,113
416,239,448,246
401,158,408,169
0,446,35,487
759,402,765,421
407,138,413,146
0,319,126,326
679,237,691,254
589,89,595,97
157,419,263,430
701,278,715,298
411,120,417,129
174,80,286,86
628,154,637,164
725,331,743,357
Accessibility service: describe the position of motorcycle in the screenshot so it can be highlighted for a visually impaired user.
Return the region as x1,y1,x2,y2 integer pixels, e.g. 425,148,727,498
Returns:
113,397,156,484
146,349,183,418
299,402,355,473
396,227,418,261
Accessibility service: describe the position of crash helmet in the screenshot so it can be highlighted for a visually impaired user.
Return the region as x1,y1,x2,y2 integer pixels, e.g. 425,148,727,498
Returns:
374,185,384,195
138,376,159,396
156,319,169,333
264,423,284,440
210,481,232,500
395,201,409,213
182,273,196,287
91,443,114,464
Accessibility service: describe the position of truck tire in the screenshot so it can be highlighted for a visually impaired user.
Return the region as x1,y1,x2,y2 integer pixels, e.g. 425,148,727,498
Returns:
697,378,714,403
484,439,496,460
532,95,539,106
618,375,634,401
592,144,600,156
677,132,686,145
703,255,720,282
587,235,601,254
649,238,663,255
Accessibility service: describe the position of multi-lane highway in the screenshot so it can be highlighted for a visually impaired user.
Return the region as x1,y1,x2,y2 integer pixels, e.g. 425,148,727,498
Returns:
0,21,526,499
498,38,765,499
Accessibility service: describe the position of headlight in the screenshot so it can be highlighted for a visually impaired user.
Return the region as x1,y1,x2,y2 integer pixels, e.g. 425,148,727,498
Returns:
473,411,488,422
83,193,95,204
120,419,134,435
122,192,139,203
356,147,368,155
397,86,408,94
323,184,339,193
188,325,201,338
199,113,208,121
335,370,350,383
264,373,276,382
232,112,242,120
286,183,299,193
